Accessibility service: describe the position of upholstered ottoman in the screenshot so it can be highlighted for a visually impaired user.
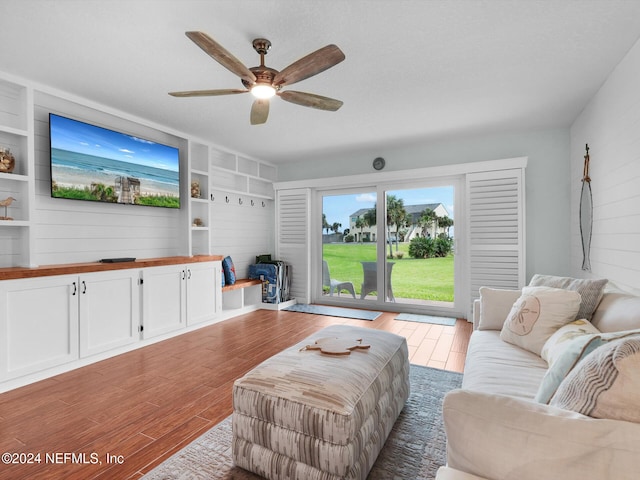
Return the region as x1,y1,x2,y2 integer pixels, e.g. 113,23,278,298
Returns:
232,324,410,480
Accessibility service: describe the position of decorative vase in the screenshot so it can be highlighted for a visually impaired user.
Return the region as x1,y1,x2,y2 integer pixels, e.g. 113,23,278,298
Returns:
0,148,15,174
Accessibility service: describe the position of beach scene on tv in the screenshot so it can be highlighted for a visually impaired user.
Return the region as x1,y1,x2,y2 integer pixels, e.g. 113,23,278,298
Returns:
49,114,180,208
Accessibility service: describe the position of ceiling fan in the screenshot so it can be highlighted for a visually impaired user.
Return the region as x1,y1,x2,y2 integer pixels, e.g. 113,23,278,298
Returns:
169,32,345,125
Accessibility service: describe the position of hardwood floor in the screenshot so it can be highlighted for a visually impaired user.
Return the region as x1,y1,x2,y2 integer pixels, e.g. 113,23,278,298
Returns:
0,309,472,480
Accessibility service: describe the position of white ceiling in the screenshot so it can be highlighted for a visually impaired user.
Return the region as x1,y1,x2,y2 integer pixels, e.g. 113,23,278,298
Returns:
2,0,640,164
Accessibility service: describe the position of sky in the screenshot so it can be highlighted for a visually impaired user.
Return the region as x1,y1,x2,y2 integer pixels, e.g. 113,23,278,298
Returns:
323,186,454,233
49,114,180,172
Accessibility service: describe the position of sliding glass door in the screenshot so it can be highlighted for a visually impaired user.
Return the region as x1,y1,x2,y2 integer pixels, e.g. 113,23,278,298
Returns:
383,186,455,307
321,190,380,302
318,181,457,314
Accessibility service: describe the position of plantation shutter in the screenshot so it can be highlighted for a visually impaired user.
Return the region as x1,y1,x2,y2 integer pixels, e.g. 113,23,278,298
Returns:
276,188,311,304
467,168,525,317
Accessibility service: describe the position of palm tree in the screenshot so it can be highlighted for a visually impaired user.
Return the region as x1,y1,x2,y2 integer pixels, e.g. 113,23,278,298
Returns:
439,215,454,237
418,208,436,237
322,214,331,235
387,195,407,253
331,222,342,234
355,217,365,242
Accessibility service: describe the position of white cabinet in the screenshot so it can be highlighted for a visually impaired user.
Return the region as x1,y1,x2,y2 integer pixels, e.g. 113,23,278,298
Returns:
0,275,79,381
142,261,221,338
79,269,140,358
186,261,221,326
0,269,141,381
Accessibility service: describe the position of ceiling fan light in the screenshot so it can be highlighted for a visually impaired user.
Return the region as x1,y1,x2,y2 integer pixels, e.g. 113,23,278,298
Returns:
251,84,276,99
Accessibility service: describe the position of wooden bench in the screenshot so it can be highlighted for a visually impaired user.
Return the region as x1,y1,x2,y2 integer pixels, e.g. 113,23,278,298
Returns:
222,278,261,293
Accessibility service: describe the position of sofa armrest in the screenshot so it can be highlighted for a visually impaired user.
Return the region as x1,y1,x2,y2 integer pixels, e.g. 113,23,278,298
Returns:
472,299,481,330
443,389,640,480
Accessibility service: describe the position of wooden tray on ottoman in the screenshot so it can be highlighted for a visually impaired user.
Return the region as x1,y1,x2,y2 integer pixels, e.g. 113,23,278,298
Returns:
232,324,410,480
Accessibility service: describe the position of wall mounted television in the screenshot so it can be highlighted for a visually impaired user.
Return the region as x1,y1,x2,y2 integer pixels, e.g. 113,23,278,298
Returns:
49,113,181,208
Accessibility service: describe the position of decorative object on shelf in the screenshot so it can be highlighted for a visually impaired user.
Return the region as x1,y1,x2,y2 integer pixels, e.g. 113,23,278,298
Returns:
373,156,385,171
580,144,593,271
0,196,17,220
191,180,201,198
192,217,205,227
0,147,15,174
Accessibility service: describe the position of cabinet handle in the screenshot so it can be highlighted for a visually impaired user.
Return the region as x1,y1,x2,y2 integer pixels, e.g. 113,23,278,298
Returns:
82,281,87,294
187,269,192,279
182,269,186,280
72,282,77,296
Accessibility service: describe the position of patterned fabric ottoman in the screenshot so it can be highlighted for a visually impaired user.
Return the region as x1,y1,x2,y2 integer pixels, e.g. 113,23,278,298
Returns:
232,324,410,480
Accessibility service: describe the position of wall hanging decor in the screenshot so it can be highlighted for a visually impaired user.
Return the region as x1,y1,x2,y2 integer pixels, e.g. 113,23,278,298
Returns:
580,144,592,271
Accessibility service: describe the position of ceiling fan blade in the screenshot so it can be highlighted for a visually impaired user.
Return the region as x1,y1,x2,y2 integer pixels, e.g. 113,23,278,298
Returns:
278,91,343,111
250,99,270,125
273,44,345,87
169,89,248,97
185,31,256,84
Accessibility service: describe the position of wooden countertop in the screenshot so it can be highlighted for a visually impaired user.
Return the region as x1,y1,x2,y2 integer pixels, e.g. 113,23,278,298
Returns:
0,255,224,281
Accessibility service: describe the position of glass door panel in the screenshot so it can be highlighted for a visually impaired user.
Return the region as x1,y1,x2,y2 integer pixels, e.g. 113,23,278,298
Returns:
321,191,379,302
384,186,455,306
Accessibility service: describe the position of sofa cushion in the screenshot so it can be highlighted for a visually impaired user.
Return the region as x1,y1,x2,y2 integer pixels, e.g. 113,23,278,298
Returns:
500,286,581,356
463,330,547,399
591,292,640,333
529,274,607,321
477,287,522,331
550,336,640,422
536,328,640,404
540,319,600,365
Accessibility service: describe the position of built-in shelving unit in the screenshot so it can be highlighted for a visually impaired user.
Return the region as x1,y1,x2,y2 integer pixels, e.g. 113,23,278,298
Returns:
187,140,276,258
0,73,35,268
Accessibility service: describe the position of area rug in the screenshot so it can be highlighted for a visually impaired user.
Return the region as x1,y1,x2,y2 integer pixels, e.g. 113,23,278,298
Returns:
283,303,382,321
395,313,457,326
142,365,463,480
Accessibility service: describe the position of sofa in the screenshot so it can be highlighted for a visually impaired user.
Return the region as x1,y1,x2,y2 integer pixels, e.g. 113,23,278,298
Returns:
441,275,640,480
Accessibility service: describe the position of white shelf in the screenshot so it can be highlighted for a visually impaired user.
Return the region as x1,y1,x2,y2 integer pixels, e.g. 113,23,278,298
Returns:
0,73,34,268
0,172,28,182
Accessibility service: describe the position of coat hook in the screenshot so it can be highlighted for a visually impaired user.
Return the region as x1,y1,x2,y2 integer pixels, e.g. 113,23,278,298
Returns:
225,196,229,203
262,201,265,207
251,199,255,206
210,194,214,202
239,197,243,205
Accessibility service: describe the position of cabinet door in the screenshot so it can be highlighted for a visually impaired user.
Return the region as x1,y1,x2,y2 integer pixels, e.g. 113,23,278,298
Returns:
186,261,221,326
79,269,141,358
141,264,186,339
0,275,79,381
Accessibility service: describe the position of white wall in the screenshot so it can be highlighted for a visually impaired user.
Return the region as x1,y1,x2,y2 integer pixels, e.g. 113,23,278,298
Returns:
209,189,275,278
570,37,640,292
278,128,571,281
33,91,186,265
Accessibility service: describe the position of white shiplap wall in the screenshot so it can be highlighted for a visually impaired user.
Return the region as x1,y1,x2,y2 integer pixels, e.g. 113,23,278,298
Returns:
209,189,275,279
570,36,640,292
32,92,186,265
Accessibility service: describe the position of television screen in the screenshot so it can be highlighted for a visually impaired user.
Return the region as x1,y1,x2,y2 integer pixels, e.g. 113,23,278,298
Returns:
49,113,180,208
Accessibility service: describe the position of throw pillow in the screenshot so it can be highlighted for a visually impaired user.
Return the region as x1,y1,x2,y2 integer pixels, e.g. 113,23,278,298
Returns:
477,287,523,331
529,274,607,321
541,319,601,365
550,337,640,422
536,327,640,404
222,256,237,285
499,286,581,356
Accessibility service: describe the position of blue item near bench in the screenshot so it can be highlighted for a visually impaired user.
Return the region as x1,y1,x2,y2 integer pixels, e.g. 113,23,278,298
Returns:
222,256,236,285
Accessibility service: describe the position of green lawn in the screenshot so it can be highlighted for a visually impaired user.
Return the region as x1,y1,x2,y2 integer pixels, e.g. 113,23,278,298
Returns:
323,243,454,302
